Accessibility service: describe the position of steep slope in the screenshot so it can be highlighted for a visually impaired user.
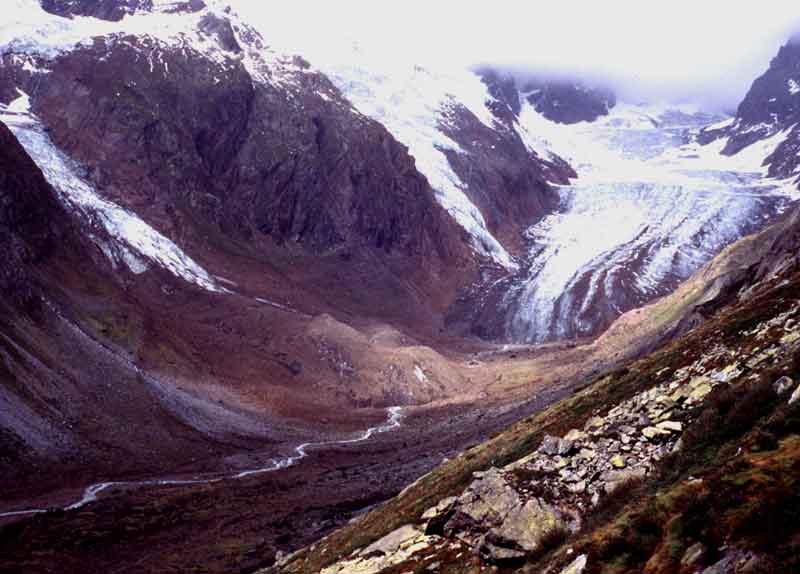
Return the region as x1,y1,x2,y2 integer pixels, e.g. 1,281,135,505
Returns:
275,202,800,574
0,121,65,309
0,117,249,491
701,36,800,185
273,45,575,268
2,0,480,334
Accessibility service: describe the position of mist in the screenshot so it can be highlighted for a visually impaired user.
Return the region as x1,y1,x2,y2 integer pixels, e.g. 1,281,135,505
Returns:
228,0,800,111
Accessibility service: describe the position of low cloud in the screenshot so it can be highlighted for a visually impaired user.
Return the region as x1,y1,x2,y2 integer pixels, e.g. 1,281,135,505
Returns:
230,0,800,110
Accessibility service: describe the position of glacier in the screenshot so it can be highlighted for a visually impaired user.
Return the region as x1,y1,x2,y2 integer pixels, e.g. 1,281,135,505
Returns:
501,102,799,342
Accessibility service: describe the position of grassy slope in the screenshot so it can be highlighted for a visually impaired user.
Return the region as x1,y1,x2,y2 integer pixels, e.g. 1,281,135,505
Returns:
275,257,800,574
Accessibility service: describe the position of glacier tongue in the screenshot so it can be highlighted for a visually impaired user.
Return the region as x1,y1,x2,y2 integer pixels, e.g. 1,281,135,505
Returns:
503,102,799,343
0,91,226,293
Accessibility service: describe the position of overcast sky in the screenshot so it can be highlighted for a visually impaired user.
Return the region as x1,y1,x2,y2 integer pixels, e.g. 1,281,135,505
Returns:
230,0,800,110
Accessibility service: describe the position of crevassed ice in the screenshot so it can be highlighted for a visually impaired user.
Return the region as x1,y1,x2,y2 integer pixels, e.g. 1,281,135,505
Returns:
504,101,799,342
0,91,225,293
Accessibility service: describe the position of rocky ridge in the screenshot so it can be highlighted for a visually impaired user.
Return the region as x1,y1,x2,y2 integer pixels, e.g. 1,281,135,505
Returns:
700,37,800,185
307,308,800,572
477,69,616,125
276,233,800,573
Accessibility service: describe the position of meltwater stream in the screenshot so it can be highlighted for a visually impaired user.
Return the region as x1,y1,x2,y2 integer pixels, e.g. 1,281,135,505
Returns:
0,407,404,519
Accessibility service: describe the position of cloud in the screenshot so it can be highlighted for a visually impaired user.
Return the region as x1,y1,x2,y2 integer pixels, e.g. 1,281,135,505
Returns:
229,0,800,110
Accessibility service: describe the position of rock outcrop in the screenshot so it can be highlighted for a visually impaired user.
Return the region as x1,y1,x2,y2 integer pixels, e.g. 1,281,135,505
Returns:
0,121,67,309
477,68,617,125
292,291,800,573
442,467,566,563
700,37,800,184
41,0,206,20
521,78,616,125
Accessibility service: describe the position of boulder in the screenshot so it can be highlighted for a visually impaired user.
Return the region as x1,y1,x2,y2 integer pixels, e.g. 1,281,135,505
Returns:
360,525,422,558
321,524,432,574
422,496,457,535
540,435,562,455
481,498,566,562
773,376,795,395
445,468,566,563
603,467,647,493
540,435,575,456
559,554,588,574
789,385,800,405
656,420,683,433
689,382,713,400
564,429,588,442
681,542,706,567
584,416,605,430
642,426,671,440
699,549,759,574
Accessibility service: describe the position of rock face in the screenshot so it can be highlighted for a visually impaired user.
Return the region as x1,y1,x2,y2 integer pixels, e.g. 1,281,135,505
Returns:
32,39,466,265
701,37,800,184
442,468,567,563
41,0,206,20
478,68,617,125
437,98,569,256
4,3,480,334
0,122,66,308
521,78,616,124
724,39,800,155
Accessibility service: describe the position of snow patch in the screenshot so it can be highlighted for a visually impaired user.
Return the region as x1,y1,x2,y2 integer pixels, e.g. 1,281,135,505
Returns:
789,79,800,96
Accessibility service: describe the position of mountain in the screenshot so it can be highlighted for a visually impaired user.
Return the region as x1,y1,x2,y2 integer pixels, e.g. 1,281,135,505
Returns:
700,36,800,186
478,69,617,125
2,2,800,573
268,45,800,574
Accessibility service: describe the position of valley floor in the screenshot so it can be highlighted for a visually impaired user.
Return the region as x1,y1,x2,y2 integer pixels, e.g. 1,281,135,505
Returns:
0,391,576,574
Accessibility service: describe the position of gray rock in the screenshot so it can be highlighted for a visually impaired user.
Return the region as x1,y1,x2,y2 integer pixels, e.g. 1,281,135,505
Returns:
584,416,604,430
559,554,588,574
445,468,566,563
541,434,575,456
700,549,758,574
603,467,647,493
484,498,565,559
564,429,588,442
567,480,587,494
422,496,458,535
789,384,800,405
773,376,794,395
360,524,422,557
643,426,671,440
681,542,706,567
540,435,562,455
656,420,683,433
